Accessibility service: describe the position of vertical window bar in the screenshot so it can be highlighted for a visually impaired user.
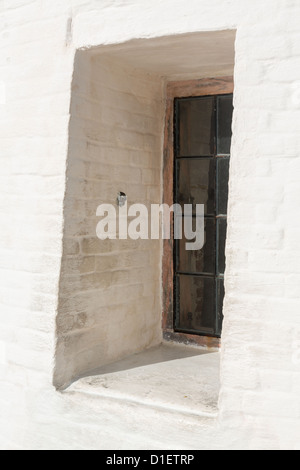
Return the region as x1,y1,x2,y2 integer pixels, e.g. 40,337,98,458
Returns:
215,96,218,336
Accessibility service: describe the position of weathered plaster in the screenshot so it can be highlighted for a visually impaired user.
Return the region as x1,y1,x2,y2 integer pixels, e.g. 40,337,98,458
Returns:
1,0,300,450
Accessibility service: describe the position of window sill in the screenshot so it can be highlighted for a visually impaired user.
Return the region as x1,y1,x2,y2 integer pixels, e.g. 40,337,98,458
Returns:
64,342,220,419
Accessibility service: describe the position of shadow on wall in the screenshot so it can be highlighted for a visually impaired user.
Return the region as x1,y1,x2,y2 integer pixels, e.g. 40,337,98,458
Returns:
80,343,212,378
53,47,165,390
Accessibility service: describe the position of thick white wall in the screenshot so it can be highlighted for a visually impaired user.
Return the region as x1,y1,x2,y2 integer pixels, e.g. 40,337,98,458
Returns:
220,12,300,448
54,30,235,389
54,51,164,389
0,0,300,450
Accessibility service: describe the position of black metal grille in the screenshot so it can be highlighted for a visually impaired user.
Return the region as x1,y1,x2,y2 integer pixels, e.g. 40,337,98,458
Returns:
174,94,233,338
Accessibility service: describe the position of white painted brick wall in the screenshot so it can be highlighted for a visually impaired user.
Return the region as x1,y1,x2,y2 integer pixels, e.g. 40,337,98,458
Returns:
0,0,300,450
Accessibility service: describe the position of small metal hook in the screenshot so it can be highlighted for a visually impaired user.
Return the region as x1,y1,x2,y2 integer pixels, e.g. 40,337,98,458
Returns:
117,192,127,207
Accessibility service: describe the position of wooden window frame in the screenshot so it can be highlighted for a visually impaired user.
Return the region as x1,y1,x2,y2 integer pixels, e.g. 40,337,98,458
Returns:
162,76,234,349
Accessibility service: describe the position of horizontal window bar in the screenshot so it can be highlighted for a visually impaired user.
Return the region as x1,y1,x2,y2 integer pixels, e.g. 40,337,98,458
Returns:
174,327,220,339
176,93,233,102
175,155,215,160
174,215,216,219
176,271,216,278
175,155,230,160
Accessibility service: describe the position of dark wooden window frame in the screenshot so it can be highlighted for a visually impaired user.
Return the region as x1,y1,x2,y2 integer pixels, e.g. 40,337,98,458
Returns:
162,77,234,349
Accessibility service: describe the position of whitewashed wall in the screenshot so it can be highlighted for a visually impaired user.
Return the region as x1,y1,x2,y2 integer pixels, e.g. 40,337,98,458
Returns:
0,0,300,450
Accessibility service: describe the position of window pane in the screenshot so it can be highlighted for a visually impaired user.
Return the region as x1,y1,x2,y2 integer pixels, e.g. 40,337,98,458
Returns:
217,95,233,155
177,218,216,274
177,158,215,215
217,218,227,275
176,275,216,334
217,157,230,215
179,97,215,156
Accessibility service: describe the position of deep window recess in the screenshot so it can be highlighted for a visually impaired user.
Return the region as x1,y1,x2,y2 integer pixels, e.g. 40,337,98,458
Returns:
174,94,233,338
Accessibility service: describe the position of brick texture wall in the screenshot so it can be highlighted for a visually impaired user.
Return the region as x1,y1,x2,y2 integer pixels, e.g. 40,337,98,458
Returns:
54,51,164,389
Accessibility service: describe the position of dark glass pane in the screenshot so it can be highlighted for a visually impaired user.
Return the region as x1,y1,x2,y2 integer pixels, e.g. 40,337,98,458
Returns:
179,97,215,156
176,275,216,334
217,157,229,215
173,94,232,339
216,279,225,336
217,218,227,275
178,218,216,274
217,95,233,155
177,158,215,215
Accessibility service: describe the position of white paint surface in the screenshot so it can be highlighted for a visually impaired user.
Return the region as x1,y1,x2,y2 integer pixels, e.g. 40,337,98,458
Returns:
0,82,6,105
0,0,300,450
69,343,220,417
0,342,6,366
89,31,236,80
